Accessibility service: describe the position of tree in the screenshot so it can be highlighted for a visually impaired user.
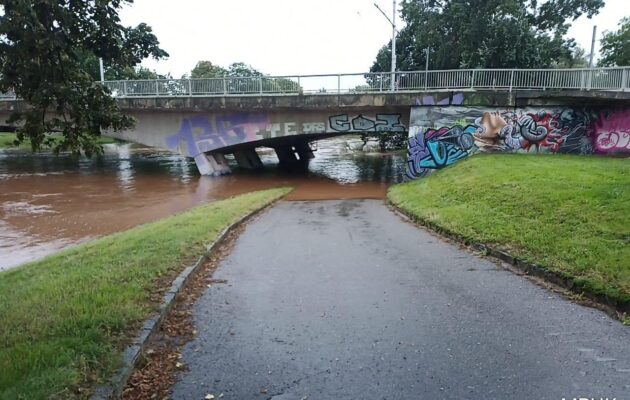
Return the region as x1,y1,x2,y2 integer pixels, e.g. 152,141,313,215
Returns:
0,1,168,156
189,61,300,93
598,17,630,67
190,61,228,78
370,0,604,74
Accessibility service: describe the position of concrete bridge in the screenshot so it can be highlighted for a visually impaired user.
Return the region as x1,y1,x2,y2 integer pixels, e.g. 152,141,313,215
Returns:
1,68,629,176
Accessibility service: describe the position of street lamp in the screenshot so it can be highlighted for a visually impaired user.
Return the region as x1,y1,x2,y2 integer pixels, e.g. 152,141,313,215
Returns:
374,1,397,90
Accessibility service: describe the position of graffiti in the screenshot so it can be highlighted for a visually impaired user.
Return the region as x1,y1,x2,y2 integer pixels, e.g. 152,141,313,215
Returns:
166,114,269,157
406,125,476,178
328,114,406,132
415,92,464,106
406,107,630,180
165,112,409,157
590,109,630,153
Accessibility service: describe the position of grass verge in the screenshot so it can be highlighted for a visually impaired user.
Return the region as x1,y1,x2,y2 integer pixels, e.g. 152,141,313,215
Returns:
388,154,629,307
0,132,117,150
0,188,290,399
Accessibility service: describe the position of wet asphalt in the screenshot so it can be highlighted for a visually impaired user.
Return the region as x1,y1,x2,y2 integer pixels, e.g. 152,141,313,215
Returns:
171,200,630,400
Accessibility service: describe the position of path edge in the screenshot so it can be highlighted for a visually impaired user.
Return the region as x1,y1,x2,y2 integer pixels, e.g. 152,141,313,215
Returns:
387,201,629,320
91,196,286,400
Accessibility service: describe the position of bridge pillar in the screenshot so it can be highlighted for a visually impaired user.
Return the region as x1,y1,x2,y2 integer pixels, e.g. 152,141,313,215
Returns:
294,141,315,160
194,153,231,176
274,145,299,166
234,148,263,170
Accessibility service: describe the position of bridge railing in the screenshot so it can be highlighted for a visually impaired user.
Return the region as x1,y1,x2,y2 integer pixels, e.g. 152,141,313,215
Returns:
1,67,628,100
102,67,629,97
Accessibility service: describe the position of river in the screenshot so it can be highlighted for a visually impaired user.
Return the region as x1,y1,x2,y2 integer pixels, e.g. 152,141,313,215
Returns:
0,136,406,270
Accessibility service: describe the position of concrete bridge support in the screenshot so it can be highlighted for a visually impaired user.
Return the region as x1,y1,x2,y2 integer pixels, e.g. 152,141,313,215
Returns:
234,148,263,170
273,145,299,166
194,153,231,176
294,141,315,160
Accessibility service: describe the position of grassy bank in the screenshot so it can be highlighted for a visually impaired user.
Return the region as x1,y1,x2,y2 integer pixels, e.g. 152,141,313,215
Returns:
388,154,629,306
0,188,290,399
0,132,117,150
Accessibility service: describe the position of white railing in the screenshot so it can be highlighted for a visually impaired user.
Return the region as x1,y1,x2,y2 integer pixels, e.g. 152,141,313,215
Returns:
1,67,628,100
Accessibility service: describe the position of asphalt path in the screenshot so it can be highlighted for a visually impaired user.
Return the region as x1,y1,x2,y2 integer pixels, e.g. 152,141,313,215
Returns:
172,200,630,400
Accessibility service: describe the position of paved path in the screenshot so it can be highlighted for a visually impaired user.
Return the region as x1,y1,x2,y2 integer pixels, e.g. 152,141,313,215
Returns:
172,200,630,400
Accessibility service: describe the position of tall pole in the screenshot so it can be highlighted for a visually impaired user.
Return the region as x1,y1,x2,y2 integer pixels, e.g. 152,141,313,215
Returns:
589,25,597,68
391,0,397,91
99,58,105,83
424,47,430,89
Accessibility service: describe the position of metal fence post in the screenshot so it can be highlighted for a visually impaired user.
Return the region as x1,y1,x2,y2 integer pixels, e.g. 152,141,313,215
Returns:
259,76,263,94
587,69,593,90
188,79,192,96
223,78,227,95
155,81,159,96
622,68,628,91
297,76,301,94
337,74,341,94
471,70,475,89
509,70,514,92
380,73,383,92
123,81,127,97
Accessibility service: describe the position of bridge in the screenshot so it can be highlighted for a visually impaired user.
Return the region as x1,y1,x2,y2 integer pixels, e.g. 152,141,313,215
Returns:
1,68,629,176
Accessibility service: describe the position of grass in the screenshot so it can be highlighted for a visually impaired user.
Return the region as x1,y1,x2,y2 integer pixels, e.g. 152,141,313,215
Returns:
388,153,630,305
0,132,117,150
0,188,290,399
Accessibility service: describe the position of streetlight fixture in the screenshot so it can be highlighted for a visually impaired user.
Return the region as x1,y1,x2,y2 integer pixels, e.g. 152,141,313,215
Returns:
374,1,397,90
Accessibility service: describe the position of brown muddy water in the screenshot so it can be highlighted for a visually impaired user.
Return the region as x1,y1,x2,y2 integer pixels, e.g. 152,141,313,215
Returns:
0,136,406,270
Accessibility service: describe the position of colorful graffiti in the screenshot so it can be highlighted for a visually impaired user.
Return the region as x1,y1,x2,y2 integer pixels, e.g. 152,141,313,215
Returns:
165,113,408,157
165,114,269,157
406,107,630,179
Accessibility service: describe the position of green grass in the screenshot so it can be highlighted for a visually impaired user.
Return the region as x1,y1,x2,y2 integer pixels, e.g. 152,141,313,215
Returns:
0,188,290,399
388,154,630,305
0,132,117,150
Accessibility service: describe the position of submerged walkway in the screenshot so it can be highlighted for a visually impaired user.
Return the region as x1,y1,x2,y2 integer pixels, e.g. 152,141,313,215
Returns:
172,200,629,399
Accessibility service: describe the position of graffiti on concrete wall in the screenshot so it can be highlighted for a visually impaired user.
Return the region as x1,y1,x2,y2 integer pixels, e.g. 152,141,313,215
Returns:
165,114,270,157
591,110,630,153
406,107,630,179
328,114,406,133
166,113,407,156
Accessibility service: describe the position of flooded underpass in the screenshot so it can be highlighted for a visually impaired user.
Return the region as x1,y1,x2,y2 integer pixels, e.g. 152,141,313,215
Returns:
0,136,406,270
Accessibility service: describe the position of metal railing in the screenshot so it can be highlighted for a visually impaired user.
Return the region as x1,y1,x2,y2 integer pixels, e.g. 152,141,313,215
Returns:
1,67,628,100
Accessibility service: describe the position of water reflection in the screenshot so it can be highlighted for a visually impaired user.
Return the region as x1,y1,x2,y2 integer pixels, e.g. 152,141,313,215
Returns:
0,136,405,270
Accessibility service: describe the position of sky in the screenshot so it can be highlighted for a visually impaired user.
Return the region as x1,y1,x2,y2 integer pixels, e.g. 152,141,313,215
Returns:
119,0,629,78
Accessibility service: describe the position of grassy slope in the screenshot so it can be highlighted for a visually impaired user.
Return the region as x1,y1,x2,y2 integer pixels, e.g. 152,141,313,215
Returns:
0,132,116,150
0,188,290,399
388,154,629,304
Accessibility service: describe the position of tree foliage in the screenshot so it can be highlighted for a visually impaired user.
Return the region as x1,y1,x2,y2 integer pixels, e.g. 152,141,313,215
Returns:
598,17,630,67
0,0,168,155
371,0,604,73
189,61,299,93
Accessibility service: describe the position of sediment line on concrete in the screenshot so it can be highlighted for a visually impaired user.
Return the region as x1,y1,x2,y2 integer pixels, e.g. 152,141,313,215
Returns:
387,201,629,321
91,197,286,400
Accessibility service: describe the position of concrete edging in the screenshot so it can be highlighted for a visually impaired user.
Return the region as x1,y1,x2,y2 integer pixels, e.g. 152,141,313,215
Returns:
388,201,630,318
91,198,283,400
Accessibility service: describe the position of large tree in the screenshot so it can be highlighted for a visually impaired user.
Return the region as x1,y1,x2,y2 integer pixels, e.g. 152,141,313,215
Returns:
370,0,604,73
0,1,168,155
598,17,630,67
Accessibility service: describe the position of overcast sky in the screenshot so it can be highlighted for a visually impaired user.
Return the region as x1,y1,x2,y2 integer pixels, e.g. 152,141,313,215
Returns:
120,0,629,78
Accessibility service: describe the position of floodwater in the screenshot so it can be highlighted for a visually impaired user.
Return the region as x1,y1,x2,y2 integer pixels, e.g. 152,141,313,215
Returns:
0,136,406,270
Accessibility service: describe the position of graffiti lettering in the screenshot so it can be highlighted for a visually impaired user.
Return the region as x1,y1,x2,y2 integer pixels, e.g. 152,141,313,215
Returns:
329,114,406,133
406,107,630,180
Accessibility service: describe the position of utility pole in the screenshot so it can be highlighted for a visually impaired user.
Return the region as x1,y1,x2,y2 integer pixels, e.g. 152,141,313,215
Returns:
99,58,105,83
374,1,397,90
589,25,597,68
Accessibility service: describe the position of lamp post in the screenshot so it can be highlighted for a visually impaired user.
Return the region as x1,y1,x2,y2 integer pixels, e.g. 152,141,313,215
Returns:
374,1,397,90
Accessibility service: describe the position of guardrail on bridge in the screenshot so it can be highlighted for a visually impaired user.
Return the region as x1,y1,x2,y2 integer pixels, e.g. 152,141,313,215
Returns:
1,67,628,100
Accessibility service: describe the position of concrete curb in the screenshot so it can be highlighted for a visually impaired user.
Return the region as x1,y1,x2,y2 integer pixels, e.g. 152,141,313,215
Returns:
91,198,283,400
388,201,630,318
